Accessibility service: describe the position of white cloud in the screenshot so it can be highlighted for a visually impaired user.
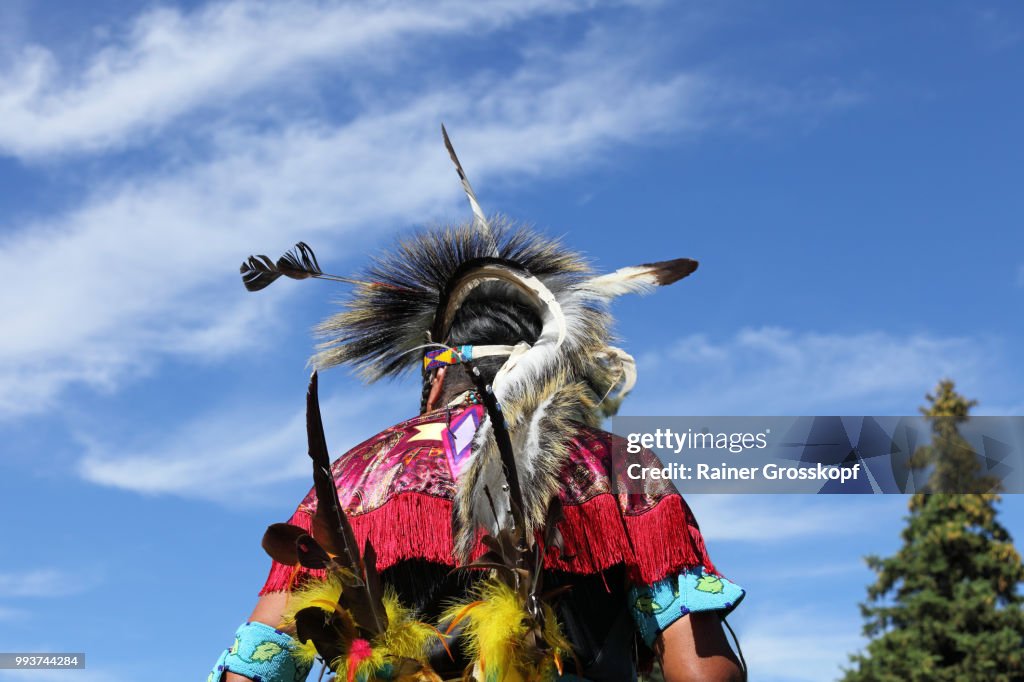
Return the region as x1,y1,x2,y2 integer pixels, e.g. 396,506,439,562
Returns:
77,385,407,502
0,17,711,419
0,1,864,421
975,8,1024,52
0,606,26,621
757,559,866,580
0,0,610,158
0,568,98,598
738,607,864,682
628,327,995,415
685,494,904,542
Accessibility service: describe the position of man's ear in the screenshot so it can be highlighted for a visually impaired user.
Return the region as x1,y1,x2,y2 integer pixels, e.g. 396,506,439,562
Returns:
425,366,448,412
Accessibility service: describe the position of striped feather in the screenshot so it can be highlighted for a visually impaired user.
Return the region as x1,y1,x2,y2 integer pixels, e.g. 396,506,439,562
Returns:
441,124,497,255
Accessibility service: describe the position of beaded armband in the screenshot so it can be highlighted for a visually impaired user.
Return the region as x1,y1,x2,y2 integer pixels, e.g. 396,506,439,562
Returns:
208,621,311,682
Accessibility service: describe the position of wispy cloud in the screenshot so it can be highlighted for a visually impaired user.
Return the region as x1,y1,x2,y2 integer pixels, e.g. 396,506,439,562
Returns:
974,7,1023,52
739,607,864,682
0,14,713,419
0,568,99,598
686,494,904,542
0,0,609,158
77,386,406,502
0,606,26,621
0,0,864,421
629,327,996,415
757,559,867,580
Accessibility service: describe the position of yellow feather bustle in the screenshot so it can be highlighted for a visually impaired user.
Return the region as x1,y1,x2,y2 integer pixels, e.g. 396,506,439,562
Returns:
379,591,448,662
280,570,445,681
280,571,348,666
440,579,572,682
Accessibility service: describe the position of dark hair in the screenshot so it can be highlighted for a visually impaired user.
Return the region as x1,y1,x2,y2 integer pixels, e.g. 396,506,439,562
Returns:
448,297,542,347
420,295,542,411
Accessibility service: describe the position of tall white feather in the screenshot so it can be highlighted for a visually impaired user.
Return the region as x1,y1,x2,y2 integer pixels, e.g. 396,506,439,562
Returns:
586,265,660,298
585,258,699,300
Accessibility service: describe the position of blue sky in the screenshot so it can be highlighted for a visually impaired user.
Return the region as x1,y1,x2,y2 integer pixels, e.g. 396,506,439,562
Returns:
0,1,1021,681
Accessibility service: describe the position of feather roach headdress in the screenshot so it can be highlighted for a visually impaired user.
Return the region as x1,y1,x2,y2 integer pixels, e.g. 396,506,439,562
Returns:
241,125,698,559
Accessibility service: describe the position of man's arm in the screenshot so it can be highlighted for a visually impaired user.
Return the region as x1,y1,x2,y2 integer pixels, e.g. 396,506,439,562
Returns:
221,592,293,682
246,592,291,630
655,612,744,682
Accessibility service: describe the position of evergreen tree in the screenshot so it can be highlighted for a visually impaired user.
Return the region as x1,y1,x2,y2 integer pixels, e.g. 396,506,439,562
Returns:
908,380,998,494
842,380,1024,682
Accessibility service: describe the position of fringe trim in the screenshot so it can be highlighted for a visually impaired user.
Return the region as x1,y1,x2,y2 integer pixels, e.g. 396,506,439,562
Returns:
550,493,718,584
259,493,456,595
259,492,716,594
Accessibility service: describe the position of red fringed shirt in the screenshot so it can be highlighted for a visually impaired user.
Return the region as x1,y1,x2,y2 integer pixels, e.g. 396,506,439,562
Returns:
260,404,718,595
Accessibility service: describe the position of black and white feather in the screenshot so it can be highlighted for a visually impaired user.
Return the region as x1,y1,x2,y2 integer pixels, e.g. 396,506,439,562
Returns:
442,124,498,256
240,241,355,291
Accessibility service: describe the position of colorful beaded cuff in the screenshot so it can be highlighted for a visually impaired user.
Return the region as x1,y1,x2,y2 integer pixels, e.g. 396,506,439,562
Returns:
629,568,746,648
208,621,311,682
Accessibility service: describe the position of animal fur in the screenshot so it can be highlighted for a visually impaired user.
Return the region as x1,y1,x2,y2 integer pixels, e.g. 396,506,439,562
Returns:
313,219,597,381
452,373,599,560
